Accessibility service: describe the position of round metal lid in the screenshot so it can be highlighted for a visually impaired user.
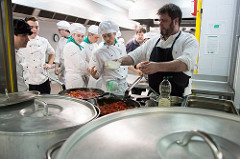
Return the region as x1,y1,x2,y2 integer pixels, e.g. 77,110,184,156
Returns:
157,131,239,159
0,91,40,107
0,95,97,133
56,107,240,159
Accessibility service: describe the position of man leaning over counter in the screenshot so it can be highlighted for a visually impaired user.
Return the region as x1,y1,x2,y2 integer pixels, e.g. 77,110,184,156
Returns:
117,3,199,97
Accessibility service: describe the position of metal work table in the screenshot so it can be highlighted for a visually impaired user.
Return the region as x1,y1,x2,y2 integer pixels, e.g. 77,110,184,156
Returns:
127,73,234,99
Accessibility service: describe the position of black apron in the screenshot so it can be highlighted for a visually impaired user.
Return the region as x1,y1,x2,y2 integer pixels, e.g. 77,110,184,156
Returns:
148,32,190,97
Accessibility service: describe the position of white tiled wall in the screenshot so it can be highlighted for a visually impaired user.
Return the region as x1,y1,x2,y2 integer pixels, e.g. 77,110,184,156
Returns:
198,0,237,76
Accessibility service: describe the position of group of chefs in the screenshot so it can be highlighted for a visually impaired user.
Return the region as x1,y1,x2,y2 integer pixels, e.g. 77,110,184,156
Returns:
14,3,199,98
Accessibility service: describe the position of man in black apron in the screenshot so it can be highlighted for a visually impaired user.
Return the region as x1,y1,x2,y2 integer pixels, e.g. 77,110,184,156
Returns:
117,3,199,97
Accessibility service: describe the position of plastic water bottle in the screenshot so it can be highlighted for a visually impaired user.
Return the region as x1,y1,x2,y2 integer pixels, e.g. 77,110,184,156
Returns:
158,76,171,107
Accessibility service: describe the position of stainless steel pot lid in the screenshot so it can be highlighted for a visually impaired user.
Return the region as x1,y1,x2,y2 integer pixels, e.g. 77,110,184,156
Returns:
157,130,239,159
0,90,40,107
55,107,240,159
0,95,97,133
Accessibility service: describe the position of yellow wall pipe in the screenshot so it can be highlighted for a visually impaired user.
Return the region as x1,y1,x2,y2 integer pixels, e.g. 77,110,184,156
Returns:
194,0,202,74
4,0,14,92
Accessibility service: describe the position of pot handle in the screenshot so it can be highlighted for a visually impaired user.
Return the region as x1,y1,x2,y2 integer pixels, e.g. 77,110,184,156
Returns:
46,139,66,159
34,98,48,116
176,130,224,159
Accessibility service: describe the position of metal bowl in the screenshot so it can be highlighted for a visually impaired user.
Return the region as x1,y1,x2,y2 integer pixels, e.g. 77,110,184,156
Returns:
145,96,183,107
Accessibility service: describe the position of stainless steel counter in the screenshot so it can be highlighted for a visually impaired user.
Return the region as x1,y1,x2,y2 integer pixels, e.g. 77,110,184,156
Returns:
127,73,234,99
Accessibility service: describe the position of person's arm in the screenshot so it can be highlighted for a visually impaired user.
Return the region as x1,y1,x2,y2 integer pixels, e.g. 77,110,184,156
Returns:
54,42,61,75
117,55,135,65
44,54,55,69
128,65,143,76
44,39,55,69
55,63,59,75
138,60,188,75
89,66,100,79
139,34,199,75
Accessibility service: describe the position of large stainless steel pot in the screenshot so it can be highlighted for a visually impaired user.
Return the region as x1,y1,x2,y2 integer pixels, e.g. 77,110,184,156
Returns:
55,107,240,159
0,93,98,159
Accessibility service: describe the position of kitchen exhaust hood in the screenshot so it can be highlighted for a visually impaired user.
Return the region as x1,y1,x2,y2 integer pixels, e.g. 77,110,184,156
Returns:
129,0,196,27
12,0,139,30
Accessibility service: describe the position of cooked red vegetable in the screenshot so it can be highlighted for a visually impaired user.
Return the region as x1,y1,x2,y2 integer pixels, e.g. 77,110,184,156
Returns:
99,101,134,115
65,90,99,99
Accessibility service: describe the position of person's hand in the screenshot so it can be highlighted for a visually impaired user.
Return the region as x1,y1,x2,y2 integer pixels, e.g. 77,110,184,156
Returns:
43,64,52,70
112,58,122,65
135,69,143,76
136,61,150,70
89,66,100,79
129,66,143,76
55,68,59,75
138,62,159,75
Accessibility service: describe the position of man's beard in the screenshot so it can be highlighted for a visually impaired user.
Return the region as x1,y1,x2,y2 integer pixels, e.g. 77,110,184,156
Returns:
160,21,174,37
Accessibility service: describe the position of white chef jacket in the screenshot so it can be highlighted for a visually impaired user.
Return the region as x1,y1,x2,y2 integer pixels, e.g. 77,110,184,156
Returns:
19,35,55,85
95,43,128,95
54,37,68,82
81,41,103,88
129,31,199,96
15,49,29,91
63,42,89,89
81,41,99,63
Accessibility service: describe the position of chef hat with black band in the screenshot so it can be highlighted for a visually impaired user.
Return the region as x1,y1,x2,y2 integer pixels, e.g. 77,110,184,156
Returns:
13,19,33,36
69,23,86,35
98,21,119,35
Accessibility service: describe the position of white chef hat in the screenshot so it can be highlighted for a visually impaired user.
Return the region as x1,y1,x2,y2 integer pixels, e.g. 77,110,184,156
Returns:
88,25,99,34
116,30,121,38
69,23,86,35
98,21,119,35
56,21,70,30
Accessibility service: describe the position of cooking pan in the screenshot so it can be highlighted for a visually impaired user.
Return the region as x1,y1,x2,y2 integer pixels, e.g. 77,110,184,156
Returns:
58,87,105,100
95,93,141,116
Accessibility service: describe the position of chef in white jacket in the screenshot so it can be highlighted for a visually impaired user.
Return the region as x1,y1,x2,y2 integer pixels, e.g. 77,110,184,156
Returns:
54,20,70,83
64,23,88,89
81,25,102,88
89,21,128,95
20,16,55,94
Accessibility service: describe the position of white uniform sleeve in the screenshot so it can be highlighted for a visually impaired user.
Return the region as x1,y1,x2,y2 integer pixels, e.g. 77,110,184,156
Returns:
128,38,155,65
45,39,55,55
176,35,199,73
79,49,89,75
95,50,104,75
54,42,61,63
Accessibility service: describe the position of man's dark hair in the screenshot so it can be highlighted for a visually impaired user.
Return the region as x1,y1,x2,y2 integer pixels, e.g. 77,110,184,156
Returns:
157,3,182,26
136,27,146,34
24,16,38,22
13,19,32,36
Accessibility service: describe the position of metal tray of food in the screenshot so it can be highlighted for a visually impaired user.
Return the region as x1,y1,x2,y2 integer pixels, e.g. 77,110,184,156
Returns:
183,95,239,115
